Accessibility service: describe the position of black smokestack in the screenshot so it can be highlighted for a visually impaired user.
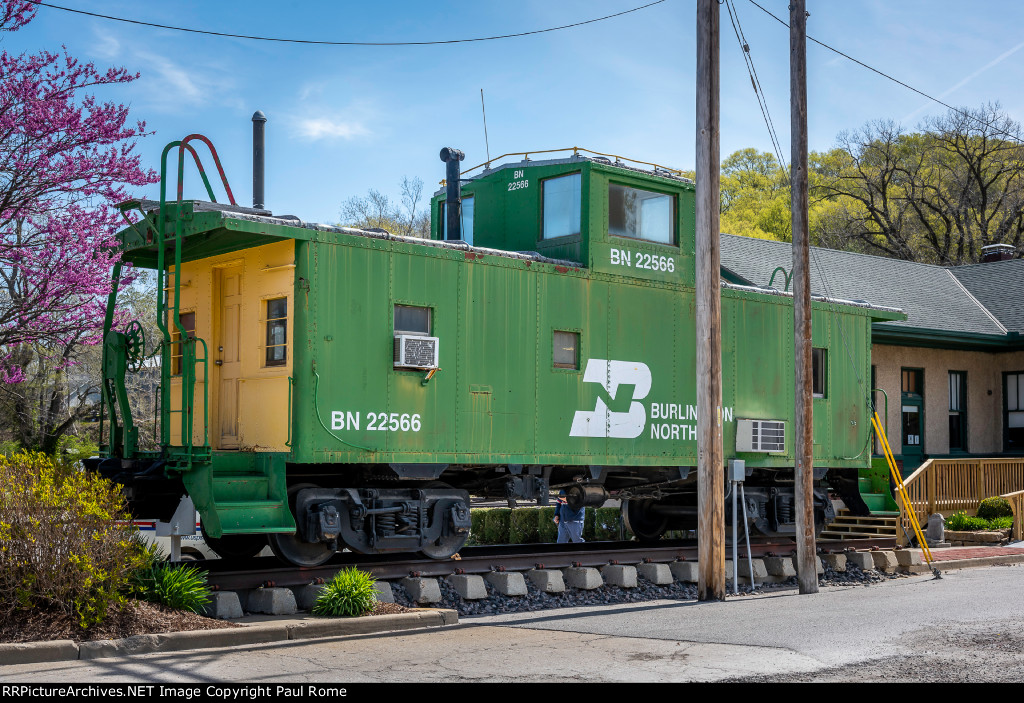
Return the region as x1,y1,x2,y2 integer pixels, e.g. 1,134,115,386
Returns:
252,110,267,210
440,147,465,241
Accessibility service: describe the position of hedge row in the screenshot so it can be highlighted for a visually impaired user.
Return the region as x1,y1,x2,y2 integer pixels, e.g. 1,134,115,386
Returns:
467,506,639,545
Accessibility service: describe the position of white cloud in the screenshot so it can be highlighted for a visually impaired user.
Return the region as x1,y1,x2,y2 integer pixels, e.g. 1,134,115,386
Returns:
293,117,370,141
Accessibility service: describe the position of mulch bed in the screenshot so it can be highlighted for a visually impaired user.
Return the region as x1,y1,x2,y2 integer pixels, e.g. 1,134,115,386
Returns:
0,600,239,644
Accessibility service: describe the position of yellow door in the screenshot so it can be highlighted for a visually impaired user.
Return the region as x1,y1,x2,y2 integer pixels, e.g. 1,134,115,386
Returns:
216,265,243,449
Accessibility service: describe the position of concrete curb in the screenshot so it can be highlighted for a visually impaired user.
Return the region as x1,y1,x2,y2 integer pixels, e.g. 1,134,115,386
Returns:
902,552,1024,573
0,609,457,666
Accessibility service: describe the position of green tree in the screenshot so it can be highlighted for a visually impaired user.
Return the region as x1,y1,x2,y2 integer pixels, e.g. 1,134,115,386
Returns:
811,104,1024,264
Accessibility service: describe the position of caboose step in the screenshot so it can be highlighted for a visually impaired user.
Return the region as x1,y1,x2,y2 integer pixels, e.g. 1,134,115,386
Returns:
212,474,270,502
214,500,294,534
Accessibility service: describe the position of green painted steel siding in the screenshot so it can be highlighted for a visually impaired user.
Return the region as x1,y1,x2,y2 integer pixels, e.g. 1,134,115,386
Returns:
288,228,878,470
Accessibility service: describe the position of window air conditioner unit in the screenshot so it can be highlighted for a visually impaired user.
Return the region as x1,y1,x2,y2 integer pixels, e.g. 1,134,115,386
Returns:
393,335,439,369
736,419,786,454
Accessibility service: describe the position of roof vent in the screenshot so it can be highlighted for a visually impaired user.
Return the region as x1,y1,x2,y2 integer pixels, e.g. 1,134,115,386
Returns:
981,243,1015,262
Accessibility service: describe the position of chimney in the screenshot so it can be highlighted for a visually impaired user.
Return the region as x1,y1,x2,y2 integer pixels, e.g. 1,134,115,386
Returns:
440,147,465,241
981,243,1015,263
252,110,267,210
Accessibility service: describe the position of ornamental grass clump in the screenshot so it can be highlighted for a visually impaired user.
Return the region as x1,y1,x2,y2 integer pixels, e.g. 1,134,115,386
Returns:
132,563,211,614
0,452,143,628
312,568,377,617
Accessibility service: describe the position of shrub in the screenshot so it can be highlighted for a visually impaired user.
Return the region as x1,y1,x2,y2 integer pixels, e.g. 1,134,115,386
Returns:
594,507,621,541
312,567,377,617
977,497,1013,520
509,508,539,544
0,452,142,628
583,507,596,540
482,508,510,544
945,512,992,531
468,508,489,545
132,563,211,613
989,516,1014,530
537,506,558,543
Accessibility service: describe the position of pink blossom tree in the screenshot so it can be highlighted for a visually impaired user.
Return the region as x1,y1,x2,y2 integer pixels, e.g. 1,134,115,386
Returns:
0,1,157,451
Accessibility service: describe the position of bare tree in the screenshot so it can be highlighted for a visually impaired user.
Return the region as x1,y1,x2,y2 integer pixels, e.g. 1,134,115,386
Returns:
340,176,430,238
812,105,1024,265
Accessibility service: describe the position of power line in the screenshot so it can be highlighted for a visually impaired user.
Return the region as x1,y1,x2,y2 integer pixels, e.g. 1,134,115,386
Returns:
27,0,666,47
746,0,1024,144
724,0,789,175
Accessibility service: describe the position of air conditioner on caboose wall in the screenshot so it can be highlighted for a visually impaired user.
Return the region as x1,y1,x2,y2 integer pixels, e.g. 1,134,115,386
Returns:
736,419,786,454
393,334,440,369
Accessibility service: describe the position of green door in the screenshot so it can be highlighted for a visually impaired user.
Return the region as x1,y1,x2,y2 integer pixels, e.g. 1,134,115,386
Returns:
901,368,924,460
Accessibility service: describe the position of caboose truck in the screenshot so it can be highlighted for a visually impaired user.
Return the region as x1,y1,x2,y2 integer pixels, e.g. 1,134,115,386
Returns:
87,133,904,567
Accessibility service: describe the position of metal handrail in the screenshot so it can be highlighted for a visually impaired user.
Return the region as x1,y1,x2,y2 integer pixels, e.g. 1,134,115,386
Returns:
458,147,690,179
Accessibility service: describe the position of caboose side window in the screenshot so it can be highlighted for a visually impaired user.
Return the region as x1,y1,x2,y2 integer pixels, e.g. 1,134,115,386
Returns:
542,173,581,240
395,305,431,336
170,311,196,376
812,348,826,398
553,330,579,369
265,298,287,367
608,184,675,245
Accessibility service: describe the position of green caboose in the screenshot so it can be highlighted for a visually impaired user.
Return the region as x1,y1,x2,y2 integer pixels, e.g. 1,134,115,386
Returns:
90,139,902,566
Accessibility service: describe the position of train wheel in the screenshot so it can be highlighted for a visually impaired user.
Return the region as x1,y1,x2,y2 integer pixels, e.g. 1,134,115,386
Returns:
622,499,668,543
268,483,336,567
201,524,267,560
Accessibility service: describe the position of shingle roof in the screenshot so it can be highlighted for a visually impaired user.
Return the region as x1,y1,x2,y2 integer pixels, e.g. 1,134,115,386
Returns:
719,234,1008,336
950,258,1024,334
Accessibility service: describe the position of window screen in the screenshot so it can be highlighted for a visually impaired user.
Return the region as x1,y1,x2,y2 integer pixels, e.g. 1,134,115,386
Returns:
553,331,579,369
542,173,581,240
608,184,675,244
265,298,287,367
395,305,431,335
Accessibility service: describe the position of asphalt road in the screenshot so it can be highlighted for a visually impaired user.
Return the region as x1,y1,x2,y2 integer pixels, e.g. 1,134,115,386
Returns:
3,564,1023,683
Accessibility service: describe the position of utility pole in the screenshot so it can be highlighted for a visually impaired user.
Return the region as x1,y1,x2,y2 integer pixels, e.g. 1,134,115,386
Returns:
790,0,818,595
696,0,725,602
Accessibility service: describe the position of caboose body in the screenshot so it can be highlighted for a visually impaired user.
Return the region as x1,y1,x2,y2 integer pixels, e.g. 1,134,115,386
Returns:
91,139,902,565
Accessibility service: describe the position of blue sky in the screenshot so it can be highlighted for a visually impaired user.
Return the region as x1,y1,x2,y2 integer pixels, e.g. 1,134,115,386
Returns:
7,1,1024,224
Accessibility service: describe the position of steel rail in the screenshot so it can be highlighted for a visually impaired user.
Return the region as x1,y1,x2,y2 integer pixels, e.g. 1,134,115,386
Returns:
205,537,897,592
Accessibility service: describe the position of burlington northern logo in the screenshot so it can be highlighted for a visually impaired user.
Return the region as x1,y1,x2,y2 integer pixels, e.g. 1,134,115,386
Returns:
569,359,652,438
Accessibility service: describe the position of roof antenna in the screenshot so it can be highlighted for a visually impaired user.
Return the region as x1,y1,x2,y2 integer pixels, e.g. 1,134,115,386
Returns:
480,89,492,169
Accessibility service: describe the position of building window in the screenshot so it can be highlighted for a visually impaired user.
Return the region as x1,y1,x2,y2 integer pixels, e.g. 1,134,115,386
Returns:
608,184,675,245
948,371,967,451
902,368,923,396
395,304,431,336
542,173,581,240
812,348,826,397
553,331,579,369
441,196,474,245
1005,372,1024,451
170,311,195,376
264,298,287,367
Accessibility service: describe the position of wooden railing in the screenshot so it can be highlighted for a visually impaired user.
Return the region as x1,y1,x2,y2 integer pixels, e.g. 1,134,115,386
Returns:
1002,490,1024,542
897,458,1024,545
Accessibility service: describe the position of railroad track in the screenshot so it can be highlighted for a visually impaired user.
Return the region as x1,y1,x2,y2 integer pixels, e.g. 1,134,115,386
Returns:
205,537,897,591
